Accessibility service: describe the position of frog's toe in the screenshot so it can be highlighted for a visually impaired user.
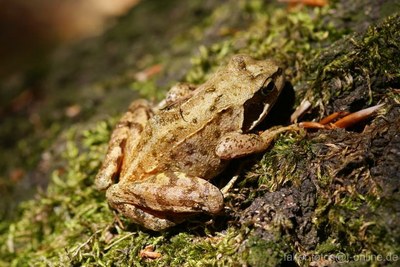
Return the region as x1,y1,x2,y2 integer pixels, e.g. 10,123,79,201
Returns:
110,201,177,231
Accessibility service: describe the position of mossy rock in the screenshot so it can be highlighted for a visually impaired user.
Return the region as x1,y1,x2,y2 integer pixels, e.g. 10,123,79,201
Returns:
1,0,399,266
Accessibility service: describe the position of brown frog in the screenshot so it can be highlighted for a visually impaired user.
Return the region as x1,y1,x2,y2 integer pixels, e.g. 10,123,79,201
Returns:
95,55,291,231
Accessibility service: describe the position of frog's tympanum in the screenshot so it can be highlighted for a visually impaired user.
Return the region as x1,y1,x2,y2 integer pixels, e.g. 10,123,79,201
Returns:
95,55,285,231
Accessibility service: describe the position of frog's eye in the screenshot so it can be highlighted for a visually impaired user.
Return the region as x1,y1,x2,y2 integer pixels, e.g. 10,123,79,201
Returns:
242,75,282,132
261,80,276,96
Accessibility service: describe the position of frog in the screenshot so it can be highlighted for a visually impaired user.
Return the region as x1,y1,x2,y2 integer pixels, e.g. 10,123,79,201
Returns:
95,54,292,231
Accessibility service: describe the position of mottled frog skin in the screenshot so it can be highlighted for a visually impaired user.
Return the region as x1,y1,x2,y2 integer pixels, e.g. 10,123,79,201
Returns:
95,55,285,231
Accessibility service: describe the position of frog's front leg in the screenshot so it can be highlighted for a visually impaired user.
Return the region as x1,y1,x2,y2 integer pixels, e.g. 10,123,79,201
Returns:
216,125,300,159
95,99,153,190
105,172,224,231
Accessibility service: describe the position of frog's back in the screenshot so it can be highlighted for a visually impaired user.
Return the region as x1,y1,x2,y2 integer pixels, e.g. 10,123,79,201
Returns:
123,99,240,181
120,55,262,181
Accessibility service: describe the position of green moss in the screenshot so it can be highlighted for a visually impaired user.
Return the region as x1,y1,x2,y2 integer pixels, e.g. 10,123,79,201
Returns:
1,1,400,266
131,79,166,102
0,121,114,265
240,131,312,193
244,235,290,267
185,2,342,87
301,13,400,115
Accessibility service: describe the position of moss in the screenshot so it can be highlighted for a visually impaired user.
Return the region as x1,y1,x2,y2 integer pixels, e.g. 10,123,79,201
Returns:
0,121,113,265
299,14,400,116
131,79,166,102
1,1,400,266
244,235,291,266
185,1,343,86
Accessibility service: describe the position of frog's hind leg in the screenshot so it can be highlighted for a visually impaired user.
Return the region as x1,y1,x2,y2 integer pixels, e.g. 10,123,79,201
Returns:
105,172,224,230
111,201,178,231
95,99,153,191
157,83,197,109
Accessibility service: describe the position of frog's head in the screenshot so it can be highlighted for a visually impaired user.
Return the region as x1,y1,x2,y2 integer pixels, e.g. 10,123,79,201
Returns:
227,54,285,131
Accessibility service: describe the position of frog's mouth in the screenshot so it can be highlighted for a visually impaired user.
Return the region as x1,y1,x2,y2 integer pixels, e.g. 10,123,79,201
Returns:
242,74,282,132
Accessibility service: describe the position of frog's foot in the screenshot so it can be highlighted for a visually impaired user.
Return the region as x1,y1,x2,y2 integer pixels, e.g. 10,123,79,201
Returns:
299,104,384,129
109,201,178,231
105,172,224,231
95,99,153,191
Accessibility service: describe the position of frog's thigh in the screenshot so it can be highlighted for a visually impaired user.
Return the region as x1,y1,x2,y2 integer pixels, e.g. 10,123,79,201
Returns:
216,132,269,159
95,99,153,191
157,83,197,109
106,172,224,214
